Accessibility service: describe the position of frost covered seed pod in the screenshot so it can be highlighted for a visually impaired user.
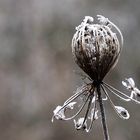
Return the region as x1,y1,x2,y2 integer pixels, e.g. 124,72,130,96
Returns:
72,15,123,82
52,15,140,140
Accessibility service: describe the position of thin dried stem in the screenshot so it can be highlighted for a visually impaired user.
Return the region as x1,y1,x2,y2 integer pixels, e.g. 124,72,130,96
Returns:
103,82,140,104
97,84,110,140
83,92,94,125
86,92,97,132
64,93,91,121
101,84,126,119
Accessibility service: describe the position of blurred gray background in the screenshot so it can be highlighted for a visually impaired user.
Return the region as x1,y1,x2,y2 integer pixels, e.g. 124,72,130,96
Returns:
0,0,140,140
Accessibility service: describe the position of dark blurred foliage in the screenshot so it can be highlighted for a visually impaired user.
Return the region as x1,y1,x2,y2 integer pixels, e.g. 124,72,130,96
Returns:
0,0,140,140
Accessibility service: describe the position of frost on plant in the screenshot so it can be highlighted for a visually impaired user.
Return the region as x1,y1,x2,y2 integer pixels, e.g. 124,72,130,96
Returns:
122,78,140,101
114,106,130,119
52,15,140,140
74,117,87,131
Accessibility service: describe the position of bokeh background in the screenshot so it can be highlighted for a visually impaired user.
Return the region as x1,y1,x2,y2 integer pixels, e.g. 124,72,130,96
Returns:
0,0,140,140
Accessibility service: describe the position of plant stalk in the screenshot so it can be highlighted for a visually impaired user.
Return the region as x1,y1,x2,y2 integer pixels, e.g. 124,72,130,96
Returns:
97,84,110,140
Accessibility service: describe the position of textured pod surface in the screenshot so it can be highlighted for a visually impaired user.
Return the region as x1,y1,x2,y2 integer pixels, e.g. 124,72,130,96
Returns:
72,16,122,82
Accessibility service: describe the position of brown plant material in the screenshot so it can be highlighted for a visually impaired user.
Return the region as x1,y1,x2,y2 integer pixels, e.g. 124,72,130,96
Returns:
72,15,122,82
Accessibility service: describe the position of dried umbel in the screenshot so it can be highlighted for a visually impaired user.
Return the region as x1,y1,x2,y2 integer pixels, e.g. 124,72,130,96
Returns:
72,15,123,82
52,15,140,140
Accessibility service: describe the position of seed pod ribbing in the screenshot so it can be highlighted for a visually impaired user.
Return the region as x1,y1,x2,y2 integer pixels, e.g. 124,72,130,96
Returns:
72,16,122,82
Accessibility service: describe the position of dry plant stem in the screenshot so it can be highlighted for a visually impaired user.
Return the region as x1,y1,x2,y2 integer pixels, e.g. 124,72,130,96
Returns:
97,84,110,140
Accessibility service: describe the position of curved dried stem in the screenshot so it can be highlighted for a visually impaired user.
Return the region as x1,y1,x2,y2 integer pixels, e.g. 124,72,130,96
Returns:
64,84,91,105
103,83,130,102
101,84,127,119
63,93,91,121
103,82,140,104
108,20,123,47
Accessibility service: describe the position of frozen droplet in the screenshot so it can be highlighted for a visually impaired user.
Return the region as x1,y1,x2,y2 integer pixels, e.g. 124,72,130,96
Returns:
74,117,87,131
115,106,130,119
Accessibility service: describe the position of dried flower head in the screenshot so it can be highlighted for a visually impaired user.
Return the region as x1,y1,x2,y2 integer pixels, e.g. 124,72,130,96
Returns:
52,15,140,140
72,15,123,81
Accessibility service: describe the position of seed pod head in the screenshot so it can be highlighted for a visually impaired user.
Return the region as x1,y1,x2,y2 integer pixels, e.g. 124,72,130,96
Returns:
72,15,123,82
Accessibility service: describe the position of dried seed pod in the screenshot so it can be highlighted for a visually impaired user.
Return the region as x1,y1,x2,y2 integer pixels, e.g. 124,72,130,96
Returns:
72,15,123,82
